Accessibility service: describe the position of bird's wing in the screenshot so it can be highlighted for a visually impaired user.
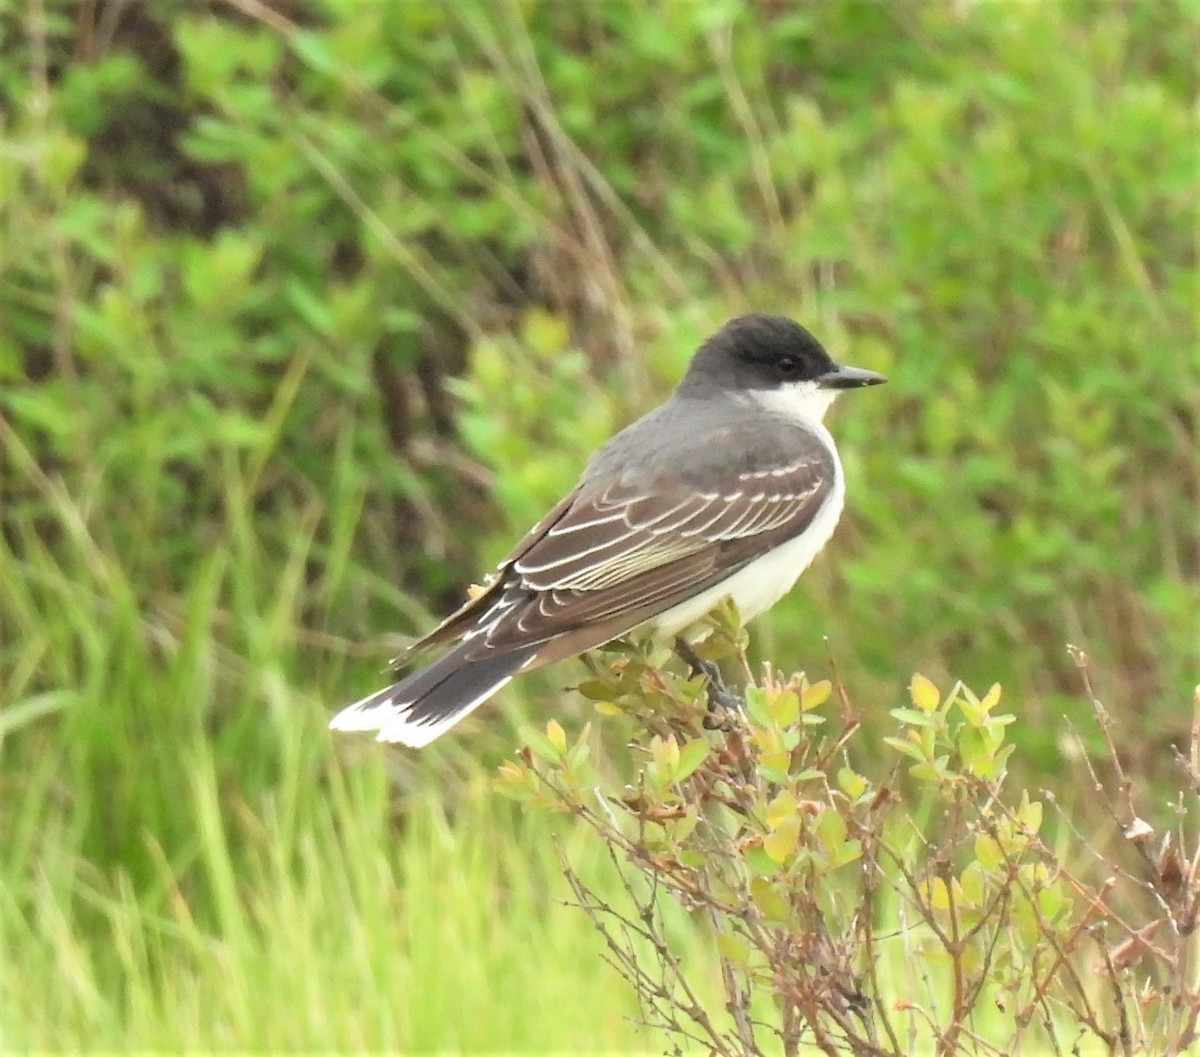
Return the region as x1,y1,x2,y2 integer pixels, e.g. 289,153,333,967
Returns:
513,458,830,589
474,438,837,650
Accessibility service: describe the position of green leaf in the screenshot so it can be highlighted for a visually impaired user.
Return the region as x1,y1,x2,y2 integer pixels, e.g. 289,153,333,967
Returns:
922,876,951,911
909,760,942,783
743,844,779,878
959,863,986,907
757,751,791,783
649,734,680,783
830,839,862,868
837,767,868,799
975,833,1004,870
564,735,591,772
764,814,800,865
670,809,700,844
800,679,832,711
1017,792,1043,835
979,683,1003,712
768,689,800,727
716,932,752,966
883,736,926,762
546,720,567,754
744,686,772,726
522,727,562,763
674,738,710,782
765,790,797,828
814,807,847,854
957,724,990,776
1038,883,1068,921
492,782,534,803
749,877,791,922
911,673,941,712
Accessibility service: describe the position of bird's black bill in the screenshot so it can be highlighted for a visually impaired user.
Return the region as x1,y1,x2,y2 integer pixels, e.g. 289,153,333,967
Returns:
817,364,888,390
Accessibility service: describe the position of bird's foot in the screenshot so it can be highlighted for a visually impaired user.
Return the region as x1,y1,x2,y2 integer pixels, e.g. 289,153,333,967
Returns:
673,637,745,731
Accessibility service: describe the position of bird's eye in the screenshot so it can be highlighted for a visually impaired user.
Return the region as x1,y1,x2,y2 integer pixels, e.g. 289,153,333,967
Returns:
777,356,801,378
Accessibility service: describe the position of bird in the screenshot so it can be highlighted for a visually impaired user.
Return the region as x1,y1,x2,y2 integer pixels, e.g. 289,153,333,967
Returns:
330,313,886,747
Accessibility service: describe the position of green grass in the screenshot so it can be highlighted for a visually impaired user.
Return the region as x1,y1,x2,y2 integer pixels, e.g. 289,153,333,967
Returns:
0,420,658,1049
1,694,657,1049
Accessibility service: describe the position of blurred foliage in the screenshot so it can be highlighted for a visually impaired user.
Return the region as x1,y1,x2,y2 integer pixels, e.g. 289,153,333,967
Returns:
0,0,1196,1046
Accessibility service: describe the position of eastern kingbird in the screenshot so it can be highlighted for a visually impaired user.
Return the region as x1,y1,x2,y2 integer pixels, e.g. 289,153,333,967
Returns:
331,313,885,746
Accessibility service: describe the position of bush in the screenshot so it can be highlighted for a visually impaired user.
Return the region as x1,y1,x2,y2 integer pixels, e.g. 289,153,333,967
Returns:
501,611,1200,1055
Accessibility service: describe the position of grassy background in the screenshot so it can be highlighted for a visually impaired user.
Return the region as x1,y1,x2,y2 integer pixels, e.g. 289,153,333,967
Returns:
0,0,1196,1049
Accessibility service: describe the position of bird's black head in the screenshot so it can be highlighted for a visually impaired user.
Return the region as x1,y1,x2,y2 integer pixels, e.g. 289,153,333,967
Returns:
678,314,886,404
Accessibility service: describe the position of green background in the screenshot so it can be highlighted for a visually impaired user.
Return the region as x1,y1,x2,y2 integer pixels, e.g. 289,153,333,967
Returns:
0,0,1196,1048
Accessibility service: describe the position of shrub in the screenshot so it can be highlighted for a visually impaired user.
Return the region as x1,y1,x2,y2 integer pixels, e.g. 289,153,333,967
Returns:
501,611,1200,1055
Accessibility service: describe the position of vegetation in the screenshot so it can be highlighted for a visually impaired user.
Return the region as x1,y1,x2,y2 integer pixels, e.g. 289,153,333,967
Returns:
504,618,1200,1056
0,0,1195,1049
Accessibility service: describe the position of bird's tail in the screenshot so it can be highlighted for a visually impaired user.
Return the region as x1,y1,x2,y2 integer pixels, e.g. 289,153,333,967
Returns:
329,640,541,747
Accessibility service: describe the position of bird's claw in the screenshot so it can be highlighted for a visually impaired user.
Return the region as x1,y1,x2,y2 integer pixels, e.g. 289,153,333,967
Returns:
673,638,745,730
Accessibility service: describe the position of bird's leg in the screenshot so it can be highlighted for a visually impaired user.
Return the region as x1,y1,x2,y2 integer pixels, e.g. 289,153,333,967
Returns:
673,637,745,729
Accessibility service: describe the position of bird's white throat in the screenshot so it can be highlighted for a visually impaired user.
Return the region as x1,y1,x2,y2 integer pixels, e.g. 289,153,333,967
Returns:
742,380,839,423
